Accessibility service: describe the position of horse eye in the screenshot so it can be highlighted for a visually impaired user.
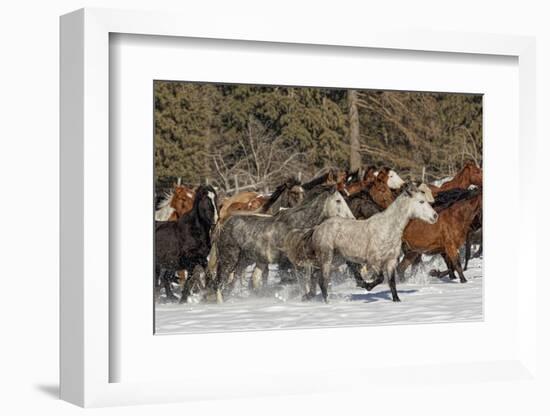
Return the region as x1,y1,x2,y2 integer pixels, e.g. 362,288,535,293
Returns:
419,200,425,204
336,200,342,204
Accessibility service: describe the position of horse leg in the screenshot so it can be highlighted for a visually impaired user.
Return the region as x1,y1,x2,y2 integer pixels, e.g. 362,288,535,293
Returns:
464,231,472,271
250,264,264,291
180,264,200,303
396,251,419,282
161,269,177,301
296,264,311,296
261,264,269,287
319,261,332,303
388,270,401,302
303,269,320,301
365,271,384,291
154,266,161,302
226,256,249,297
448,251,468,283
177,269,187,287
346,261,368,289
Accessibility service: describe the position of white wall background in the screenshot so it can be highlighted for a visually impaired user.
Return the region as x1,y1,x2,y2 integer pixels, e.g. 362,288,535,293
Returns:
0,1,547,414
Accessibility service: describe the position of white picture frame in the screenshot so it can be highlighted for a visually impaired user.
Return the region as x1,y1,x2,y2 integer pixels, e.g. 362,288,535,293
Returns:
60,8,537,407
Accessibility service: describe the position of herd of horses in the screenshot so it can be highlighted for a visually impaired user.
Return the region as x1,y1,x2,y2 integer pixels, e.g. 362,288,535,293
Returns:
155,161,483,304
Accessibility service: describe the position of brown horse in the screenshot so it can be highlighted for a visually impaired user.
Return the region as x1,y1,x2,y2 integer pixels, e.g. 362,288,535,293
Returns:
397,189,482,283
218,191,260,223
155,184,196,221
168,184,195,221
368,175,395,209
428,161,482,196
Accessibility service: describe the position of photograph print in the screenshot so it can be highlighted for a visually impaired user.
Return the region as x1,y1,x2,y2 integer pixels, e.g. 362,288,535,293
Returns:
154,81,483,334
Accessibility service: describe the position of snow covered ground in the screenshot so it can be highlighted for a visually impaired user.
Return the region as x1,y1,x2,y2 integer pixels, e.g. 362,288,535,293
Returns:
155,256,482,334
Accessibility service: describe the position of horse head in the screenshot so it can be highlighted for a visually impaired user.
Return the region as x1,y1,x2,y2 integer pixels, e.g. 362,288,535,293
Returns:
322,185,355,220
403,183,438,224
464,160,483,187
417,183,435,203
377,167,406,190
194,185,218,226
369,176,394,209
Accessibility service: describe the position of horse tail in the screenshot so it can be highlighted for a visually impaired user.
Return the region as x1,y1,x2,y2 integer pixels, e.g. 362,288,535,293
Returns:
260,183,285,213
207,242,218,274
207,222,224,273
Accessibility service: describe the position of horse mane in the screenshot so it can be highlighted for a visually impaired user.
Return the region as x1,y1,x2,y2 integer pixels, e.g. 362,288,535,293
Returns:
432,187,480,212
275,184,336,223
260,177,301,213
156,190,173,210
302,172,329,190
230,211,272,218
346,169,360,183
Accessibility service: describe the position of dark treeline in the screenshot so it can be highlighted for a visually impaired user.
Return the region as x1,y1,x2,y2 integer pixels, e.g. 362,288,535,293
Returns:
155,81,482,193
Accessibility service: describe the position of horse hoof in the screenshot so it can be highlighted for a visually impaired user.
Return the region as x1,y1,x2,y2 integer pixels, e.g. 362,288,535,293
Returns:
460,279,468,283
392,297,401,302
302,293,314,302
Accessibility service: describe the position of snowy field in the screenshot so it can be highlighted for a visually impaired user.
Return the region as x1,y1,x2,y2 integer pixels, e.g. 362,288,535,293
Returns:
155,256,483,334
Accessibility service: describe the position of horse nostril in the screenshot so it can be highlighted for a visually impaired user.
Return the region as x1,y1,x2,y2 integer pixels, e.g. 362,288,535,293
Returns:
433,213,438,222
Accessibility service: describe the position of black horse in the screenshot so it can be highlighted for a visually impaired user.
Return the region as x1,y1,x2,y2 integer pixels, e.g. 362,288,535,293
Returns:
155,185,218,303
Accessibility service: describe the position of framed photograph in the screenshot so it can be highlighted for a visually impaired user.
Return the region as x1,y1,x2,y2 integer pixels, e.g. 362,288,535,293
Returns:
60,8,537,407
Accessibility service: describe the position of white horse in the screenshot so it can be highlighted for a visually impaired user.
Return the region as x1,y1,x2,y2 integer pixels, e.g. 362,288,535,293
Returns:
301,183,438,302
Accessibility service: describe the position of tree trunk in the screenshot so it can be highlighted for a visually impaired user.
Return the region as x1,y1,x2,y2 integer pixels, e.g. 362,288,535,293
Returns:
348,90,361,172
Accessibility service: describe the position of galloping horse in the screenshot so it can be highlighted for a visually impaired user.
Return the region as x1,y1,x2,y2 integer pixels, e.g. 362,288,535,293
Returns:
428,160,482,196
286,184,438,303
210,185,355,302
155,185,218,302
397,188,482,283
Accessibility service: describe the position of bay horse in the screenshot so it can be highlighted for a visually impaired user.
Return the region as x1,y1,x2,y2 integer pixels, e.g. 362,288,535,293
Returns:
288,184,438,303
210,185,354,302
155,185,218,302
155,184,195,221
428,160,482,196
397,188,482,283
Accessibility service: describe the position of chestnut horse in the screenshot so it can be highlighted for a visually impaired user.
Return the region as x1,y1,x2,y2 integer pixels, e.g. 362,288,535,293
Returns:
428,161,482,196
218,191,260,223
397,189,482,283
155,184,195,221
